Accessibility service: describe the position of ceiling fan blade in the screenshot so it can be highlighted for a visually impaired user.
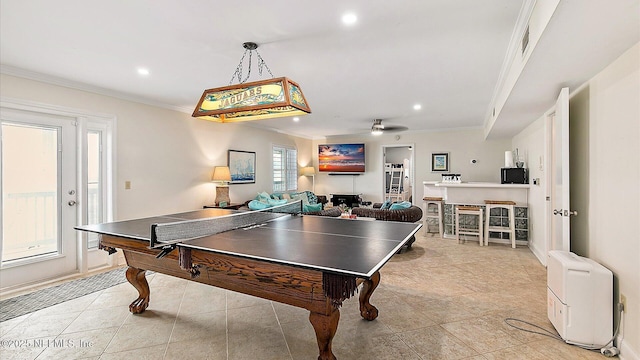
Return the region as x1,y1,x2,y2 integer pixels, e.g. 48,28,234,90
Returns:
382,126,409,132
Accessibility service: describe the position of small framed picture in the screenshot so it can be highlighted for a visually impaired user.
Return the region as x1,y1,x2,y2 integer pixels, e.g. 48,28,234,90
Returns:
228,150,256,184
431,153,449,172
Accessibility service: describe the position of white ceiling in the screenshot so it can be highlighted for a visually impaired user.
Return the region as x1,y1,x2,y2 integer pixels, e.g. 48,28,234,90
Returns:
1,1,638,139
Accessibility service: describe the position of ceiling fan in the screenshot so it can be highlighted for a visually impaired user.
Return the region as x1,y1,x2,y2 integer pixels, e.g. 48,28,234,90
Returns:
370,119,408,135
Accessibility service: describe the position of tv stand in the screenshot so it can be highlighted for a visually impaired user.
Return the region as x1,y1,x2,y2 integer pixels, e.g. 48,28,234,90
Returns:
331,194,362,208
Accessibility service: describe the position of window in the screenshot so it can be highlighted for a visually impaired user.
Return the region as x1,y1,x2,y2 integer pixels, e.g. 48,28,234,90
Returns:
86,128,106,249
272,145,297,192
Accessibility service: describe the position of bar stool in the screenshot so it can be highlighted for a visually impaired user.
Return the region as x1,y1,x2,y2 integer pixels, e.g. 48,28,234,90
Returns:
484,200,516,248
455,206,483,246
422,197,444,238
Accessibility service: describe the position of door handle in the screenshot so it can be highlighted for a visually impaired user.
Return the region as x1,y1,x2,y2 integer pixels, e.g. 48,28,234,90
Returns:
553,209,577,217
68,200,76,206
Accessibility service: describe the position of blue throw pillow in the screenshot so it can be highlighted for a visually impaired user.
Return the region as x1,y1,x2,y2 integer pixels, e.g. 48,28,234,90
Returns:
256,191,271,203
389,201,412,210
268,199,288,206
303,203,322,213
248,200,272,210
291,192,310,205
380,201,391,210
305,191,318,204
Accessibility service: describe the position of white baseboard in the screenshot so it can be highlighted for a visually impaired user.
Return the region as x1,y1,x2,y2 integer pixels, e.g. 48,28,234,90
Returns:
619,340,640,360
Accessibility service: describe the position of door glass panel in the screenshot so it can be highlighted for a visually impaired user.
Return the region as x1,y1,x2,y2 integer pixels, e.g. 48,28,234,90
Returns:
86,131,102,249
2,122,60,262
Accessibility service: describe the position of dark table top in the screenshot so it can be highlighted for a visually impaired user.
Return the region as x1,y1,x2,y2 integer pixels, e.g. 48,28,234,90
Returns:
76,209,421,278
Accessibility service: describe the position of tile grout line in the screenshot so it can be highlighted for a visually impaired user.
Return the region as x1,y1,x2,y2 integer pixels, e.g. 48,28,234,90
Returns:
162,280,188,359
271,301,295,360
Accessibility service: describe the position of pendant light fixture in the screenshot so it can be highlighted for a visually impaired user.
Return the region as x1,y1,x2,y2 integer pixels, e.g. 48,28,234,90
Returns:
192,42,311,123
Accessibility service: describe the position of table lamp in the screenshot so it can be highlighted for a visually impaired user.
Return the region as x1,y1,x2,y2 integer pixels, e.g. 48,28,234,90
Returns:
212,166,231,206
302,166,316,193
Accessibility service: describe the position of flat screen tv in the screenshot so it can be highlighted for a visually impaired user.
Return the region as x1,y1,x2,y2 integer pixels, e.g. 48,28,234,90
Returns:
318,143,365,173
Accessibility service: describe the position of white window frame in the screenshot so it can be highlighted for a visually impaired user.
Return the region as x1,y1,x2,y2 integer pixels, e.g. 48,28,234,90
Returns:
272,145,298,192
77,116,115,272
0,96,117,274
83,122,110,249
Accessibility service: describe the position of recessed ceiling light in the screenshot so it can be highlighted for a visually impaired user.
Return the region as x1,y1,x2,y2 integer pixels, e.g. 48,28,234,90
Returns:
413,104,422,110
342,13,357,25
293,117,300,122
137,68,150,76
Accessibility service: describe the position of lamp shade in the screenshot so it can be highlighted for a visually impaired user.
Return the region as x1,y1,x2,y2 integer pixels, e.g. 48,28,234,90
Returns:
192,77,311,123
301,166,316,176
212,166,231,183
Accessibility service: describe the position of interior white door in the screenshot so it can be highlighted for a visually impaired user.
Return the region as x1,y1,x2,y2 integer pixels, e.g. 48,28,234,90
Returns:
1,109,78,289
550,87,570,252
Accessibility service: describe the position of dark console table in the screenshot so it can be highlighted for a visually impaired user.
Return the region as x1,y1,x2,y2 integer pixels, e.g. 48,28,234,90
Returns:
331,194,362,208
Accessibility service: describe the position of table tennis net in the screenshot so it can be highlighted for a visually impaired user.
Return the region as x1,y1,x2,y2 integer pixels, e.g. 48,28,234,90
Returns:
150,200,303,247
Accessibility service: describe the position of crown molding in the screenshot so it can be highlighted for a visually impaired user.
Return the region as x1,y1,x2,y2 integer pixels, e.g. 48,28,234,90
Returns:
0,64,193,115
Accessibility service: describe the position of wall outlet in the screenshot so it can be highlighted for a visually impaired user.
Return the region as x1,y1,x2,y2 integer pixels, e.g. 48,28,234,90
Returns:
620,294,627,311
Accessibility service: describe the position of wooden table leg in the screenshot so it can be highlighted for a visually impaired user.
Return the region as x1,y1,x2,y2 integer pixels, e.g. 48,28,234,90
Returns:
125,266,149,314
309,308,339,360
359,271,380,320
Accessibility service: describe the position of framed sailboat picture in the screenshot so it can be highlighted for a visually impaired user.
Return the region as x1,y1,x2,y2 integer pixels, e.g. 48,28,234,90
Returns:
228,150,256,184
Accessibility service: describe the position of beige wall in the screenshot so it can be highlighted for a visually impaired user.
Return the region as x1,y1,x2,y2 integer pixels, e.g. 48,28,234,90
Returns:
312,129,511,204
511,42,640,359
0,74,312,220
588,43,639,359
512,115,547,263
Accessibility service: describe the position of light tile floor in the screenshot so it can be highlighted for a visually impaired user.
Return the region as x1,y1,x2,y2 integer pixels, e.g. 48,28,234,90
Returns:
0,233,610,359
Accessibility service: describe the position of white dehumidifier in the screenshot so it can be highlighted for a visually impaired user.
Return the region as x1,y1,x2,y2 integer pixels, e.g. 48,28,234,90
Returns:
547,250,613,347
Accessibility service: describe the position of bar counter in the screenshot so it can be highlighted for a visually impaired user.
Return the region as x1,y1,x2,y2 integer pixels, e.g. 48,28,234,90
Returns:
423,181,530,243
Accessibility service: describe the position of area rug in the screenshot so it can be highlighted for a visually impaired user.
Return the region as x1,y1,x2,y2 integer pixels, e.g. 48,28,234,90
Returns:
0,267,131,322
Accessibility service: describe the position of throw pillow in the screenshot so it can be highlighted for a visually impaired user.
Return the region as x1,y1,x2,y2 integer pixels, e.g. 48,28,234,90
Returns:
303,203,322,213
304,191,318,204
380,200,391,210
389,201,412,210
257,191,271,203
291,192,310,205
282,193,291,200
268,199,288,206
248,200,271,210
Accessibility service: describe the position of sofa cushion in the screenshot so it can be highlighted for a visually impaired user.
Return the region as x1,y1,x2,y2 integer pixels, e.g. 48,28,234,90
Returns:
291,192,310,205
257,191,272,203
248,200,271,210
304,191,318,204
351,205,422,223
389,201,412,210
268,199,288,206
303,203,322,213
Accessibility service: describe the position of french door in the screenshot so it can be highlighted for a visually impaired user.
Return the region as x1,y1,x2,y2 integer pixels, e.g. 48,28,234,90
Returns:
1,109,79,288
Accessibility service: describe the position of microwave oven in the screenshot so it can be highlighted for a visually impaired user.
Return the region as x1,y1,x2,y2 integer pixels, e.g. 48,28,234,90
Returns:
501,168,528,184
